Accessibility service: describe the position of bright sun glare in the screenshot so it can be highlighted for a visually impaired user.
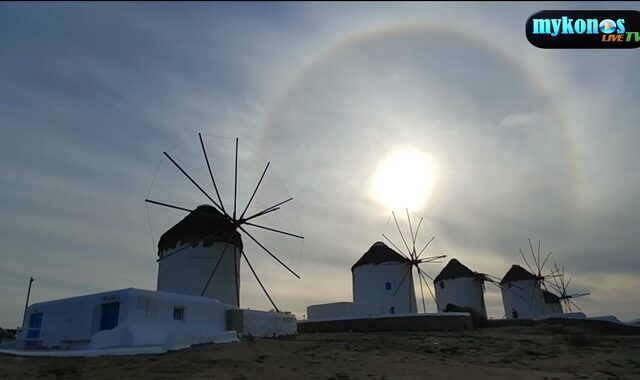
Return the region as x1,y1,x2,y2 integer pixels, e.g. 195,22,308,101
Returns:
372,150,435,212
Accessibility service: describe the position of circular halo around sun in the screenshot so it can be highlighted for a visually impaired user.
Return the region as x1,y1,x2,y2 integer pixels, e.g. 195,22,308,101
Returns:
372,149,435,212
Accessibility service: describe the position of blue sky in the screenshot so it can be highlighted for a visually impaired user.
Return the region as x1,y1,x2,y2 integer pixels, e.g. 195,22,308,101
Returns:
1,2,639,326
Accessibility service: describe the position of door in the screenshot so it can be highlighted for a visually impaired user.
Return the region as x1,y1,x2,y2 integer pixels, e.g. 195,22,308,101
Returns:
99,302,120,331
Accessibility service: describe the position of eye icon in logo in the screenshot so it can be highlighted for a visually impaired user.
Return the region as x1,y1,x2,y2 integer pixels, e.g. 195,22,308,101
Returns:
599,19,617,34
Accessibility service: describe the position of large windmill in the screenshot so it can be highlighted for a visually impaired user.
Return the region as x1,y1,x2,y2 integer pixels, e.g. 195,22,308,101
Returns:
145,133,303,312
381,209,446,313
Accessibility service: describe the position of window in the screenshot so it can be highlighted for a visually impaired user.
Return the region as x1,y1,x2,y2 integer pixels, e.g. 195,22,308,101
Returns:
99,302,120,331
440,281,445,289
173,306,186,321
27,312,43,339
385,282,392,291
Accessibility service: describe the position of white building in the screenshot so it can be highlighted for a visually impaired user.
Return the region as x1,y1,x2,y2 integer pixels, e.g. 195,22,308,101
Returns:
433,259,487,318
17,288,236,351
352,241,417,315
500,265,545,319
307,242,416,320
156,205,241,306
11,205,295,354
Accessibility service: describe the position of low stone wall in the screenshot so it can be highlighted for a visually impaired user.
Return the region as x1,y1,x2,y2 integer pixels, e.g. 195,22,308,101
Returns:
298,313,473,333
227,309,297,338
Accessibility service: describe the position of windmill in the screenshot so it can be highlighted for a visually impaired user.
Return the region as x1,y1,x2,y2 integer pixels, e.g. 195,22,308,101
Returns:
145,133,303,312
547,263,590,313
381,209,446,313
499,238,563,319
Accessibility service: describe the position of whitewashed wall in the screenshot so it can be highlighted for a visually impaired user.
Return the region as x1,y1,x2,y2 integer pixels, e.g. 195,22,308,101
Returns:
157,241,241,306
434,277,487,317
500,279,544,319
17,288,235,350
352,262,417,315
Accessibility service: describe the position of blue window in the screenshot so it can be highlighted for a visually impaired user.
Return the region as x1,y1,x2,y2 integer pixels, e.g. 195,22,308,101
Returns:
385,282,392,291
100,302,120,331
27,312,43,339
28,312,42,328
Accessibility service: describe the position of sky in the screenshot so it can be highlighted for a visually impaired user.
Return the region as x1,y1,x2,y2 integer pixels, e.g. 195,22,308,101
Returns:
1,2,639,327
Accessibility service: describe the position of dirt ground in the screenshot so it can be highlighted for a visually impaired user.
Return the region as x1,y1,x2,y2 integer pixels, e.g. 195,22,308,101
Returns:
1,326,640,379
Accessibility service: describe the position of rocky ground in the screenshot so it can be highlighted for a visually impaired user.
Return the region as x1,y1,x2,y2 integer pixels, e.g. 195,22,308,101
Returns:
1,325,640,379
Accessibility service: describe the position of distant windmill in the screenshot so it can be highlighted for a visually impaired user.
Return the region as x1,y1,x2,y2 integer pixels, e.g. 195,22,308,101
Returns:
548,263,590,313
382,209,446,313
145,133,303,312
500,238,562,319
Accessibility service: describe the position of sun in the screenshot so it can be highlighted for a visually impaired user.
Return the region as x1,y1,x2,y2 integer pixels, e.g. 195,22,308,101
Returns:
371,149,435,212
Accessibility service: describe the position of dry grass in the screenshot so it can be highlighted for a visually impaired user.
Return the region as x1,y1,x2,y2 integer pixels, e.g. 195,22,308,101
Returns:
1,326,639,379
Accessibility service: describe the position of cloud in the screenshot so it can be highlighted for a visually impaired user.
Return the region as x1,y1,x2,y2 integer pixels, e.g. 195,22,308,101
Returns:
0,3,639,326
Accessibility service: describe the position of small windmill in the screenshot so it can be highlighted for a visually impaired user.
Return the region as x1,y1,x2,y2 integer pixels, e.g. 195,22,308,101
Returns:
548,263,590,312
145,133,303,312
381,209,446,313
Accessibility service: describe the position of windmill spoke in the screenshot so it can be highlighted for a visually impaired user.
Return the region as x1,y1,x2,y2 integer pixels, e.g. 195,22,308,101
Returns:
417,267,426,313
406,209,415,258
528,238,539,274
537,240,541,273
198,133,226,214
245,207,281,222
239,226,300,279
245,222,304,239
519,249,536,275
569,299,582,311
392,266,412,297
244,198,293,222
417,236,436,259
163,151,224,213
233,138,238,219
571,292,590,298
419,255,447,264
241,250,279,313
145,199,227,220
200,237,235,296
540,251,553,272
551,263,563,293
417,269,439,310
545,281,563,294
382,234,410,260
239,162,270,220
413,217,423,256
392,211,412,258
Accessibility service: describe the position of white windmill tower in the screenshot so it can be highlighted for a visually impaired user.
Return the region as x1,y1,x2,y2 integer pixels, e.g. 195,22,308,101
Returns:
371,210,446,314
351,241,415,315
500,238,561,319
433,259,489,319
147,133,303,312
